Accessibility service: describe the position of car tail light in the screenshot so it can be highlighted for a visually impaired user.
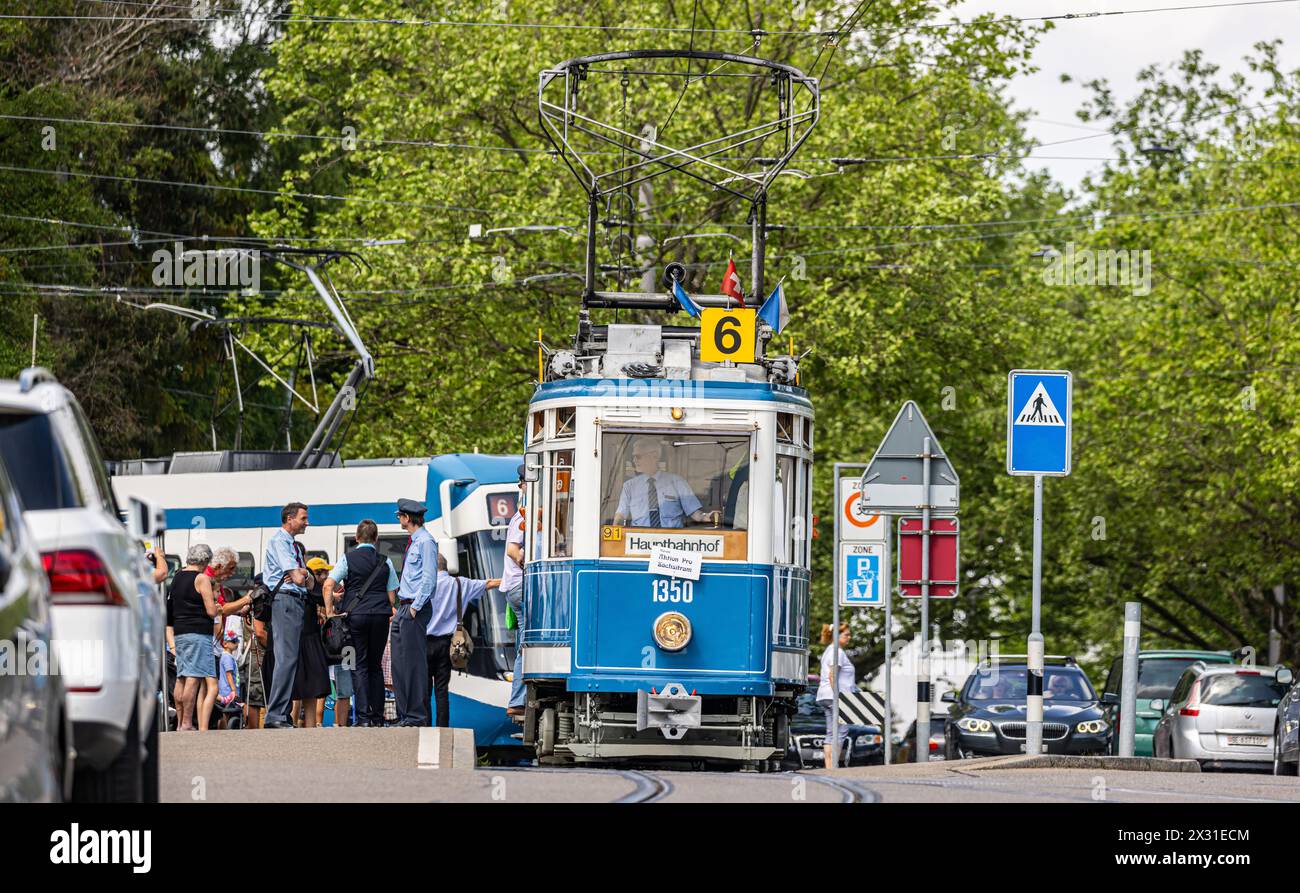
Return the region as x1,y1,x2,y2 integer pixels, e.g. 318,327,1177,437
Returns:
1178,707,1200,716
42,550,126,606
1178,678,1203,717
1236,670,1260,676
929,738,940,751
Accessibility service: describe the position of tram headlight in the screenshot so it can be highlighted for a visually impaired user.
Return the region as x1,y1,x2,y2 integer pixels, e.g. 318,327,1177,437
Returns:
652,612,692,651
670,406,685,421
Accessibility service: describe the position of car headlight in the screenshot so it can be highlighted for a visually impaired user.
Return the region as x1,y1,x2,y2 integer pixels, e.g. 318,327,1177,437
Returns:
958,718,993,734
652,611,691,651
1076,719,1108,734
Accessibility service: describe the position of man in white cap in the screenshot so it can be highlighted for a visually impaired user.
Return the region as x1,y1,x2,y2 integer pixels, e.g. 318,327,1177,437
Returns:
391,497,437,726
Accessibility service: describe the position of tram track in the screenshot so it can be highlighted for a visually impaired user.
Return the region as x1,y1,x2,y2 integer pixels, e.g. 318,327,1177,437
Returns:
488,762,884,802
485,764,675,802
803,772,883,803
613,769,676,803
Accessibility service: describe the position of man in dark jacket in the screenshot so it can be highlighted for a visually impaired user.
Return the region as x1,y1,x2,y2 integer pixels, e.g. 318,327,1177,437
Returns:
324,519,398,727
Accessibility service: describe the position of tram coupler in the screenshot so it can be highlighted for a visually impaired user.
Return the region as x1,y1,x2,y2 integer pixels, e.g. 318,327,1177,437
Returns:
636,683,701,740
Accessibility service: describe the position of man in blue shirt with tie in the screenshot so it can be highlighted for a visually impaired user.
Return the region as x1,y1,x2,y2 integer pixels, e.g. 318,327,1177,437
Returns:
613,437,719,528
391,498,438,726
425,554,500,728
264,502,311,729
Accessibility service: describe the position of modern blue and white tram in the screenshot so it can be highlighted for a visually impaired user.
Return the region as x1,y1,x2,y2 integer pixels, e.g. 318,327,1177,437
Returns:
109,452,526,753
517,326,813,767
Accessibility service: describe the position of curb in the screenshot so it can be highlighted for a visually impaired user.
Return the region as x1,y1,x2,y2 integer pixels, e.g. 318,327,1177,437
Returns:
417,727,477,769
959,754,1200,773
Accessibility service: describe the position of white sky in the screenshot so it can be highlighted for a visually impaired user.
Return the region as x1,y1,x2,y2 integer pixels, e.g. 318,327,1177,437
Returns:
953,0,1295,193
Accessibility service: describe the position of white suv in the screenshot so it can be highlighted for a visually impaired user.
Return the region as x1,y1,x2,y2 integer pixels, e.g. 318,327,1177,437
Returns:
0,368,164,801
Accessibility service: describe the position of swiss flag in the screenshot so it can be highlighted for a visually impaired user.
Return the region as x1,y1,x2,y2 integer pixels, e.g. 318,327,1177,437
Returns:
720,256,746,307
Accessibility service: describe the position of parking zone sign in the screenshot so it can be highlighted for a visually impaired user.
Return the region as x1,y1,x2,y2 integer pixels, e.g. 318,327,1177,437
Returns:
838,541,888,607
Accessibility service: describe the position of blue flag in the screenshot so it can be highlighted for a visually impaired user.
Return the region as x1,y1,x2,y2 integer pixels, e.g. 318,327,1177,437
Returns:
672,280,702,318
757,282,789,333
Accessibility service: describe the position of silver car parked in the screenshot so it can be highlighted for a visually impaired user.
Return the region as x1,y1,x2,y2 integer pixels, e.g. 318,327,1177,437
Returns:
1153,662,1293,771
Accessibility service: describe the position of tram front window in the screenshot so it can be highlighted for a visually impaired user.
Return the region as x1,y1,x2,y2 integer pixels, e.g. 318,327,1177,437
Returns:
601,432,750,530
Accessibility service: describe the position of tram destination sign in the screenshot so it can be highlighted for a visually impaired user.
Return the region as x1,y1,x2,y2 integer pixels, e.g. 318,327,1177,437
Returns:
623,531,724,556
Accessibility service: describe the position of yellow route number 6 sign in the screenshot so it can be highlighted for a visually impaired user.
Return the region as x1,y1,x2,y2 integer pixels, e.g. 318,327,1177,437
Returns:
700,307,757,363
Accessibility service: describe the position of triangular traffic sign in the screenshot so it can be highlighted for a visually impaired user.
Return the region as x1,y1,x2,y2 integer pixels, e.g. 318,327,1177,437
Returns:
1014,382,1064,426
857,400,959,513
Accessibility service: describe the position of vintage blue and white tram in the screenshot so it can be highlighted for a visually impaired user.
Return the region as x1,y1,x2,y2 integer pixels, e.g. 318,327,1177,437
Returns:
518,48,821,766
517,327,813,766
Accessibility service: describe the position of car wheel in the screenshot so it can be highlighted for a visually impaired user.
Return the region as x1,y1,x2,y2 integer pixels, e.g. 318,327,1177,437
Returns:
142,707,160,803
52,704,73,802
1275,728,1298,777
72,704,143,803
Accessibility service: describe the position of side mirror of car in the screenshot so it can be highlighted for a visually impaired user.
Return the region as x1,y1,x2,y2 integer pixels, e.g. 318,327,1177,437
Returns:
1100,692,1119,706
1276,666,1294,686
1149,698,1165,714
940,690,957,703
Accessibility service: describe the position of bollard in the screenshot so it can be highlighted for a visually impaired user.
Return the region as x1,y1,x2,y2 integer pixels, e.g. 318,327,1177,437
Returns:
1118,602,1141,757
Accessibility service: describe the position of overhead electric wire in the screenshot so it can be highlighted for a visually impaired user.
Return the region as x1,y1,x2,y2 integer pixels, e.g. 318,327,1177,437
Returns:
0,163,490,213
10,0,1296,32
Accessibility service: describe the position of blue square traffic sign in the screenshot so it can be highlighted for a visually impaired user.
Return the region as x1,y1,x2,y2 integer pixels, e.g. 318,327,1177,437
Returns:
1007,370,1072,476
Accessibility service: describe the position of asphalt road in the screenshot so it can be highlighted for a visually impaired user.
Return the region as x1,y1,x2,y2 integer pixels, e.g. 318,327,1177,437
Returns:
160,728,1300,804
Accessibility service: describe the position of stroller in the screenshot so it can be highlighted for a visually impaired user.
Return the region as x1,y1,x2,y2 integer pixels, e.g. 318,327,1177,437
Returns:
213,627,254,730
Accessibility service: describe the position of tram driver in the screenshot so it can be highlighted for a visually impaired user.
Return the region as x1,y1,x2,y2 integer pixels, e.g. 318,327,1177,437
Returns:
613,437,720,529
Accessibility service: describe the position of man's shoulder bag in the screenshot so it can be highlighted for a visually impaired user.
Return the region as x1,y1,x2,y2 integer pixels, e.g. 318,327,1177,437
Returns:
450,578,474,670
247,576,285,623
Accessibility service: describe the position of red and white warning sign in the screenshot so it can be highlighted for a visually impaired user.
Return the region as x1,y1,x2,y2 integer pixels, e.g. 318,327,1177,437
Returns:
838,478,886,542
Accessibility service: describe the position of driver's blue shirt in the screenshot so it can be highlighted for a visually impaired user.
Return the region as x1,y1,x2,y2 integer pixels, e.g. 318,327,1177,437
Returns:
616,472,702,527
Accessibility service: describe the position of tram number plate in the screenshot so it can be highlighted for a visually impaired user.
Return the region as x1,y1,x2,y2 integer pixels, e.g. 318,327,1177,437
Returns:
602,525,623,541
700,308,757,364
651,579,694,603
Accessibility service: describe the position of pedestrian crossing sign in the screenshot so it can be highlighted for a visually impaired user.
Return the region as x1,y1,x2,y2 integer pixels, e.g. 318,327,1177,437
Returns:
1007,370,1072,476
1014,382,1064,426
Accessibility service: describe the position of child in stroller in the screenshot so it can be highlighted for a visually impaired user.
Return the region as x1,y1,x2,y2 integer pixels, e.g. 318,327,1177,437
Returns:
215,632,245,729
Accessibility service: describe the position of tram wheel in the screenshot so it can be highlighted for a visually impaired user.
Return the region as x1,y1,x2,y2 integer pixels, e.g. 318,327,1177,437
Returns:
538,707,557,758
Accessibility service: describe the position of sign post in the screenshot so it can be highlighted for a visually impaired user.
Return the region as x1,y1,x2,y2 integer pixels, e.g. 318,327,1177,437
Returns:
1007,370,1073,756
859,402,959,763
832,463,890,765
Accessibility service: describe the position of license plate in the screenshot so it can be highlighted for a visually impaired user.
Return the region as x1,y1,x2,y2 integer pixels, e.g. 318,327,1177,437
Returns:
1227,735,1268,747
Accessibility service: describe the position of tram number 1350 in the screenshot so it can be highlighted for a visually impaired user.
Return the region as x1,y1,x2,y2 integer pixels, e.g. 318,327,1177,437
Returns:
651,579,695,603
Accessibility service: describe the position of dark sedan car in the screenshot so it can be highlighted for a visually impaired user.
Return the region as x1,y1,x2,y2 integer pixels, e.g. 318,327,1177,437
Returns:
784,691,884,768
1275,668,1300,776
941,660,1111,759
896,712,949,763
